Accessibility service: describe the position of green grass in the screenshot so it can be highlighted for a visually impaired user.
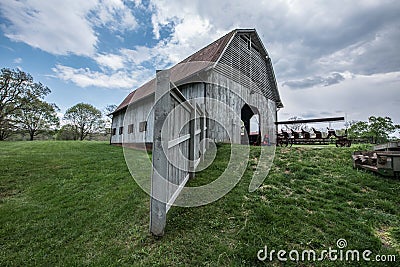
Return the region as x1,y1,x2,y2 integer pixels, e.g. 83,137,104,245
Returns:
0,141,399,266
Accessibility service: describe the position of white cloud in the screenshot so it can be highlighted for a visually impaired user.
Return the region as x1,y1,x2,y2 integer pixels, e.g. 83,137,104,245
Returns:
114,12,218,70
282,72,345,89
148,0,400,78
121,46,154,65
149,0,226,58
0,0,138,56
90,0,138,32
278,71,400,123
13,57,22,64
94,53,125,70
52,64,152,89
132,0,144,9
0,0,98,56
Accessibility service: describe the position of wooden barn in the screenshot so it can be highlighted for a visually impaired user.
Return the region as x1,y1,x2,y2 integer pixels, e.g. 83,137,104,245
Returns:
110,28,283,148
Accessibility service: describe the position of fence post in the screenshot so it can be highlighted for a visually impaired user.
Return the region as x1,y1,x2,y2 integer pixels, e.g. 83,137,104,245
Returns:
189,100,196,178
150,69,170,236
200,112,205,161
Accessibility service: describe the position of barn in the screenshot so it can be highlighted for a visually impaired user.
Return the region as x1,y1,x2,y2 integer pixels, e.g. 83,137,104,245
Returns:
110,28,283,148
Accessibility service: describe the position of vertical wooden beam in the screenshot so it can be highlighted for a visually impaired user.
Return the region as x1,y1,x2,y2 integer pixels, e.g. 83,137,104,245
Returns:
189,100,196,178
150,69,170,236
200,112,205,161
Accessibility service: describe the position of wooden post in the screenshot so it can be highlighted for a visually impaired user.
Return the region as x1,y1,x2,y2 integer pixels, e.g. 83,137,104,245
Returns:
199,111,206,161
150,69,170,236
189,100,196,178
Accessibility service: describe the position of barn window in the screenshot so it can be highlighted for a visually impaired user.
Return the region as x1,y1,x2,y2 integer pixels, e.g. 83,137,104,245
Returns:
128,124,134,134
119,126,124,135
112,128,116,136
139,121,147,132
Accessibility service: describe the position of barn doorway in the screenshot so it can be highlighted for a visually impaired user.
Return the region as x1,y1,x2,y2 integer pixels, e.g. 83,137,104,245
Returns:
241,104,260,145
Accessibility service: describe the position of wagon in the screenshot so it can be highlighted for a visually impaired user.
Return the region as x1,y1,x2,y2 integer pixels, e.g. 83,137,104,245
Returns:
352,142,400,178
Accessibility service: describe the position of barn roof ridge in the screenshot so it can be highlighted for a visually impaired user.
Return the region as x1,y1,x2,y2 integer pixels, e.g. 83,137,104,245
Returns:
113,29,281,114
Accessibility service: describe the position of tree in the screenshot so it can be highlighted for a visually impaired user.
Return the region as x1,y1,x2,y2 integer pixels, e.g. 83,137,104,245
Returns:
104,104,117,117
368,116,397,143
56,124,77,140
63,103,102,140
347,116,398,143
18,99,60,140
0,118,17,140
396,125,400,138
347,120,369,139
103,104,117,134
0,68,50,140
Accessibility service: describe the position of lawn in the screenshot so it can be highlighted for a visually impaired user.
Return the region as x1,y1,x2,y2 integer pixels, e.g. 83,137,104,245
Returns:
0,141,399,266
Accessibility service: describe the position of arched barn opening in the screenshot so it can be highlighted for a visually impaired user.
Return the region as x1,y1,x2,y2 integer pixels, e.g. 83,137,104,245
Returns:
241,104,260,145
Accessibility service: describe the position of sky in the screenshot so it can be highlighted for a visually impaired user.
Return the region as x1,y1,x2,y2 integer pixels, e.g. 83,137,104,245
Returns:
0,0,399,131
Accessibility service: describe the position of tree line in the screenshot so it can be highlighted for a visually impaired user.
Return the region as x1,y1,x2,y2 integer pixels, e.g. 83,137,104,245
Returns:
0,68,116,141
2,68,399,143
346,116,400,144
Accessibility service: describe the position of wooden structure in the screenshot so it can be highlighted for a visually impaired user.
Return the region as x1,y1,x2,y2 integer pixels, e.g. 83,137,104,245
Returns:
110,29,283,235
110,29,282,148
353,142,400,178
374,141,400,151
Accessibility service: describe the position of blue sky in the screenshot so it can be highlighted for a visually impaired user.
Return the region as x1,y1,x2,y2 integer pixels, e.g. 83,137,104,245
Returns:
1,0,399,130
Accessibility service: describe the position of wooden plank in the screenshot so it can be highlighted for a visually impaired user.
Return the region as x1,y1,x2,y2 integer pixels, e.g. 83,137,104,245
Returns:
194,158,201,169
189,101,196,178
196,103,204,116
170,86,193,112
166,173,190,212
168,134,191,149
200,114,205,160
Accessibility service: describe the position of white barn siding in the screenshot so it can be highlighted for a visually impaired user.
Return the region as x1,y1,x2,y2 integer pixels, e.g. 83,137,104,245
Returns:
111,77,277,146
202,71,277,144
111,96,155,145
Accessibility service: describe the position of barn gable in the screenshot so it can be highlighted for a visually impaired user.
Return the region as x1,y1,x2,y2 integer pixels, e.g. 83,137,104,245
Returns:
215,30,282,107
112,29,282,115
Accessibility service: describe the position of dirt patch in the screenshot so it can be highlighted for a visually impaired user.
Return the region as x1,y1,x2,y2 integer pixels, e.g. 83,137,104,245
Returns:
375,226,400,253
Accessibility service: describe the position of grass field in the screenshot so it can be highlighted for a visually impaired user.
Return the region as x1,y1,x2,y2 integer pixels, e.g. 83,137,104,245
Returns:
0,141,399,266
